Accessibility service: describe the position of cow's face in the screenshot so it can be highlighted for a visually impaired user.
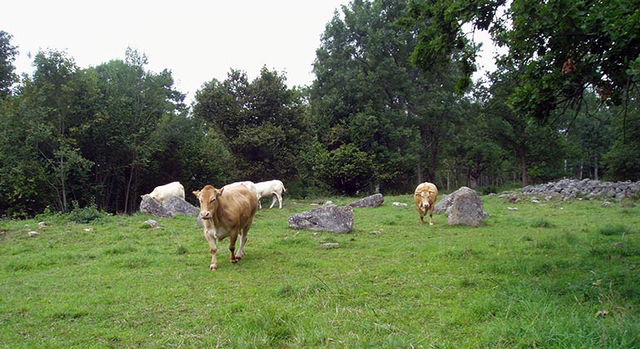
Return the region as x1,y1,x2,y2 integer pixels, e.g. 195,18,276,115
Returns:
418,192,431,209
193,185,224,220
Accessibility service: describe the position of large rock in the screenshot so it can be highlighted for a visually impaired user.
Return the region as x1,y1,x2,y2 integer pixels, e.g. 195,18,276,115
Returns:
163,196,199,217
447,187,489,226
348,193,384,208
140,196,199,218
288,205,354,233
140,197,170,217
434,187,490,220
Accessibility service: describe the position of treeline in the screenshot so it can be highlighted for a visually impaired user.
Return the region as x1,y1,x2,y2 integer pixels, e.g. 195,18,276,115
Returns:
1,0,639,217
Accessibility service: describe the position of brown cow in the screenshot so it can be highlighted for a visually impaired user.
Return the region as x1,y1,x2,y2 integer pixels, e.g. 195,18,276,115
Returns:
193,184,259,270
414,182,438,225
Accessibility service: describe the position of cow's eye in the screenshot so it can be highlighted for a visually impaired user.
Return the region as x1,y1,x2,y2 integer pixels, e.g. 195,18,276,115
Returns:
210,197,216,203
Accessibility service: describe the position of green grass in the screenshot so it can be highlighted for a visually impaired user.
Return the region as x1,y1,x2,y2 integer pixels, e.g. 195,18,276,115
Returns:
1,196,639,348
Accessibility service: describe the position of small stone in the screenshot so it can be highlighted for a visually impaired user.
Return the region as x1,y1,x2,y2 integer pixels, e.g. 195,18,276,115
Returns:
531,199,540,203
321,242,340,249
507,207,519,211
392,202,408,207
595,310,610,317
28,231,40,237
83,227,93,232
37,222,47,228
143,219,160,229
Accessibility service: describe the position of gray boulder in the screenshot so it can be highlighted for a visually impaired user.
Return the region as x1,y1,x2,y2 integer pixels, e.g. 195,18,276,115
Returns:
163,196,199,217
140,197,170,217
348,193,384,208
435,187,491,220
140,196,199,218
447,187,489,226
288,205,354,233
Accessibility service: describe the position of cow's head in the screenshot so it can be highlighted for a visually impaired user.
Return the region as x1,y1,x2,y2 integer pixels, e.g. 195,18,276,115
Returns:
418,191,431,210
192,185,224,220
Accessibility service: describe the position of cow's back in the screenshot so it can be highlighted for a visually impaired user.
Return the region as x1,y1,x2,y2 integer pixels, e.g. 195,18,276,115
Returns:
415,182,438,201
216,186,259,229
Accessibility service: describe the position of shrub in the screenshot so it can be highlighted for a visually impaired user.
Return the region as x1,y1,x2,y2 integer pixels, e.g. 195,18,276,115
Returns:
68,202,106,224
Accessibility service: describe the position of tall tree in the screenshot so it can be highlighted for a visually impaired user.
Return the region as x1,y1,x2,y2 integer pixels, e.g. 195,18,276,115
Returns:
0,30,18,97
193,67,310,183
312,0,465,192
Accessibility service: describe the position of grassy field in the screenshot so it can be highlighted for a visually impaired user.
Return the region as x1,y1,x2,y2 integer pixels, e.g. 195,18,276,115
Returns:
1,194,639,348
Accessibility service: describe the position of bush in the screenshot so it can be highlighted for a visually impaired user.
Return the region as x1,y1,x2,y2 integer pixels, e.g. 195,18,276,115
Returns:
68,202,106,224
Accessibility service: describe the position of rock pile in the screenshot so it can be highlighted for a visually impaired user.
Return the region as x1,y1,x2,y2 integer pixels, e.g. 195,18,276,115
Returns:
514,178,640,201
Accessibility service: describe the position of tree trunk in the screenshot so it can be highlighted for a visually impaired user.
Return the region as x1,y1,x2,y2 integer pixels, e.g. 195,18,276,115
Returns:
521,154,528,186
579,160,583,179
594,155,599,180
417,154,424,184
124,163,135,214
60,154,68,212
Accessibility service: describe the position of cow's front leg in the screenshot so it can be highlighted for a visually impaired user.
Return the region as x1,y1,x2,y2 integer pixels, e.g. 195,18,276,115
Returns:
204,230,219,270
428,208,434,226
229,232,239,263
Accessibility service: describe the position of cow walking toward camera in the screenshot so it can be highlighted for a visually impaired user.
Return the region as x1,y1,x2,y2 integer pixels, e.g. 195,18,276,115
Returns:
193,184,259,270
415,182,438,225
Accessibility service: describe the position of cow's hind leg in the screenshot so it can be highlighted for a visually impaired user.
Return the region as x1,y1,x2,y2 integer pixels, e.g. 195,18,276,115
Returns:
275,192,283,209
269,193,278,209
236,232,248,260
229,232,239,263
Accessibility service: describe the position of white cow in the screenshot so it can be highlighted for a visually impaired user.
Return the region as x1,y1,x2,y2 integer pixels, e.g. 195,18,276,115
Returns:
255,180,286,209
140,181,185,203
223,181,258,196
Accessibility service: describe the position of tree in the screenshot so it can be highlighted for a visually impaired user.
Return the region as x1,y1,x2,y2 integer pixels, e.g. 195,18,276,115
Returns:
193,67,310,183
407,0,640,122
0,30,18,97
84,48,186,212
312,0,466,192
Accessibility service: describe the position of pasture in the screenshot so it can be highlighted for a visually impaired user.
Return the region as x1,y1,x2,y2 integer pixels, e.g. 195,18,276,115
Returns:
1,195,639,348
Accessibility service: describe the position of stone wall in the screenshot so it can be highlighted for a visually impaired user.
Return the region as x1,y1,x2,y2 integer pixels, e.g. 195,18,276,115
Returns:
508,178,640,201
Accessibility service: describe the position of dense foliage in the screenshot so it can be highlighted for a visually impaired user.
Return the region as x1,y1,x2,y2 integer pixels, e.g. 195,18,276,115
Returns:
1,0,639,216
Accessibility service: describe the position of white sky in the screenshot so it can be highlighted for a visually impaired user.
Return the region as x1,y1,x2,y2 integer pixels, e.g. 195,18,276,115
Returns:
2,0,499,104
2,0,351,104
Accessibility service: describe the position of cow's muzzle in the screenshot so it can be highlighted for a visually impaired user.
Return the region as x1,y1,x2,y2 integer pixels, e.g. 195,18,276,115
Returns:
200,211,212,220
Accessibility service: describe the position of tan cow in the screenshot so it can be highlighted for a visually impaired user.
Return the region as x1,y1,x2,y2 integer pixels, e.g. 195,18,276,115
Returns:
193,184,259,270
414,182,439,225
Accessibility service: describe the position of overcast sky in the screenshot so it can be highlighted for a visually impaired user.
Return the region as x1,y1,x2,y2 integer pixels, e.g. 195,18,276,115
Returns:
3,0,499,104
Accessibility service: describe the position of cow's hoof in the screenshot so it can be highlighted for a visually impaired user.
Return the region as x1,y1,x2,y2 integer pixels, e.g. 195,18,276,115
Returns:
429,222,434,226
209,264,218,270
231,258,238,264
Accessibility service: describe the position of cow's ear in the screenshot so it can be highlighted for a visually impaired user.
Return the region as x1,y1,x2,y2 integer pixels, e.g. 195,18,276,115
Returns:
192,190,200,198
217,187,224,196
